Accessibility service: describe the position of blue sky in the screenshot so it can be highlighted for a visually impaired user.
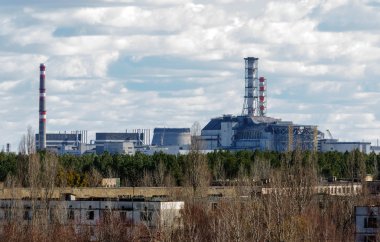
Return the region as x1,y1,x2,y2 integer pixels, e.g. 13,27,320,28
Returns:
1,0,380,151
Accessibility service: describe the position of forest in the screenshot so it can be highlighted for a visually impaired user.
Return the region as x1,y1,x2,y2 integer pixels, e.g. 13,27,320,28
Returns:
0,148,378,241
0,148,378,188
0,145,379,241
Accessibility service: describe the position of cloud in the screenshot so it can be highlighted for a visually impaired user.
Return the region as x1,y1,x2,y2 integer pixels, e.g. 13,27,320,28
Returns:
0,0,380,150
317,1,380,32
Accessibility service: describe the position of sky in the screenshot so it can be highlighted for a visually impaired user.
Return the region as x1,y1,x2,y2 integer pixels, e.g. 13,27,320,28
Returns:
1,0,380,151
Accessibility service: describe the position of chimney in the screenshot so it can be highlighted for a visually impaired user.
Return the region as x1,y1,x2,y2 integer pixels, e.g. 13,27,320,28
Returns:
39,63,47,150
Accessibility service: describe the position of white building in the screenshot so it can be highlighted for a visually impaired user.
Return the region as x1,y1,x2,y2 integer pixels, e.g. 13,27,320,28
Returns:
101,178,121,188
318,139,371,154
137,145,190,155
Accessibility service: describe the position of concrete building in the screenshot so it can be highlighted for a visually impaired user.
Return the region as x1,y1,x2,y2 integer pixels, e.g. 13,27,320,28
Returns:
35,131,92,155
95,132,143,154
259,182,362,196
355,206,380,242
101,178,120,188
137,145,190,156
103,141,135,155
318,139,371,154
151,128,191,147
200,58,320,152
0,198,184,238
201,115,319,152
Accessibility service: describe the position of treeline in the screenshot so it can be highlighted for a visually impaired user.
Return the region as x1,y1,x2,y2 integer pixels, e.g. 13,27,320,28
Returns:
0,148,377,241
0,149,378,187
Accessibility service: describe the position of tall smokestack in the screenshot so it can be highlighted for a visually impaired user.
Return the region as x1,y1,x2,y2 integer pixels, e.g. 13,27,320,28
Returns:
258,76,267,116
39,63,47,150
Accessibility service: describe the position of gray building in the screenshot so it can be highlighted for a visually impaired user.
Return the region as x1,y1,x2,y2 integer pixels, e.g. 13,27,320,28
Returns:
355,206,380,242
151,128,191,147
0,198,184,239
35,131,90,155
103,141,135,155
95,132,143,154
201,115,319,152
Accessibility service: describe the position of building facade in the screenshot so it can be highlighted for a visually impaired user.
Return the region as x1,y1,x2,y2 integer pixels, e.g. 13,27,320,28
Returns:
35,131,91,155
201,115,319,152
95,132,143,154
319,139,371,154
0,198,184,238
151,128,191,147
355,206,380,242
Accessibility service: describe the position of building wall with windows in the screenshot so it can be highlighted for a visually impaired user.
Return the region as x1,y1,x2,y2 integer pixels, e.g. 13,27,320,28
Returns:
355,206,380,242
95,132,142,154
0,199,184,230
260,183,362,196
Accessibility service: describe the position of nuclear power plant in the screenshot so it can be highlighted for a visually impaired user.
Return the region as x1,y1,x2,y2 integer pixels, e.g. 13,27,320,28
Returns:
200,57,321,152
27,58,377,155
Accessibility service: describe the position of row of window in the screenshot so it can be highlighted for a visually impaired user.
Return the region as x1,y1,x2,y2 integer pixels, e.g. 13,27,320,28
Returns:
0,209,153,223
318,186,360,195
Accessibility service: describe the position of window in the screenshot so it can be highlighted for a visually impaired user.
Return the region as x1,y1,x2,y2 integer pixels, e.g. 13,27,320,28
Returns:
120,211,127,222
140,207,152,222
212,203,218,210
364,235,376,242
4,210,11,220
86,210,95,220
23,210,31,221
68,210,74,220
364,217,378,228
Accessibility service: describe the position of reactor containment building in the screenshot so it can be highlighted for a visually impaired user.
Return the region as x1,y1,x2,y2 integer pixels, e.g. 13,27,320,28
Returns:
200,57,321,152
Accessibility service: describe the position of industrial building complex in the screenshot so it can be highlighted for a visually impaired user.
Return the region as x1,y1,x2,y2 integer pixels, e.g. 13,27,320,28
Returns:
18,59,376,155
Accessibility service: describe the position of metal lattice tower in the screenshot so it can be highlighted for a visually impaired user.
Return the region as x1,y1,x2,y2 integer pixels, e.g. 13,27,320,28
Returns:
241,57,267,116
242,57,258,116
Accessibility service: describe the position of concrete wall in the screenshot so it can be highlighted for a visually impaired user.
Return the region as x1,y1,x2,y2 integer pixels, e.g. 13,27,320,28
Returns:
0,199,184,230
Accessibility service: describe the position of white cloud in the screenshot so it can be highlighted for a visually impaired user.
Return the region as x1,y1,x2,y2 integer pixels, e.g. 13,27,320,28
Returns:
0,0,380,150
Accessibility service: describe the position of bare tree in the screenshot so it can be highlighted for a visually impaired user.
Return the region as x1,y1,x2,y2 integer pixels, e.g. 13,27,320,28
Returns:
86,167,103,187
19,126,36,155
154,159,166,186
185,122,210,198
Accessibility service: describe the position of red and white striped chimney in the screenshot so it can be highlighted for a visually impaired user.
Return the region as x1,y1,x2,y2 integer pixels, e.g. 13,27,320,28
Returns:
39,63,46,150
258,76,267,116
